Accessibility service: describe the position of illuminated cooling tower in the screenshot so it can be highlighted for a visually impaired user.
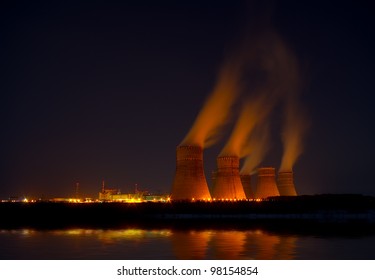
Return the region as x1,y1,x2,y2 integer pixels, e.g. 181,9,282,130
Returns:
240,174,254,199
255,167,280,199
211,170,217,189
277,171,297,196
171,145,211,200
212,156,246,200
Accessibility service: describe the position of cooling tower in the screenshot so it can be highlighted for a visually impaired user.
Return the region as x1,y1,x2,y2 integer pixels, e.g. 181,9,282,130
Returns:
277,171,297,196
211,170,217,186
240,174,254,199
212,156,246,200
171,145,211,200
255,167,280,199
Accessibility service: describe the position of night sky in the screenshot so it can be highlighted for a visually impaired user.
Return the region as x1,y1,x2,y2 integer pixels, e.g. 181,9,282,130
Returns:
1,1,374,199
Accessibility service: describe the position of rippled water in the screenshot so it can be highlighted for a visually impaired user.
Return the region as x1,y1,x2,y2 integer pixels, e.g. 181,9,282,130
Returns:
1,227,375,260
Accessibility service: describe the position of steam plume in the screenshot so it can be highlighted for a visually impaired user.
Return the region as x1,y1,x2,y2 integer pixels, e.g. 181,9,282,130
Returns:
240,123,270,175
219,93,273,157
247,30,308,172
218,31,287,159
279,98,308,171
271,34,308,172
180,61,242,148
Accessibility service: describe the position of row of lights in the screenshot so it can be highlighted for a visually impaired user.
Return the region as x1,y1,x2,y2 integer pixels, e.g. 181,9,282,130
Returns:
2,197,263,203
191,198,263,202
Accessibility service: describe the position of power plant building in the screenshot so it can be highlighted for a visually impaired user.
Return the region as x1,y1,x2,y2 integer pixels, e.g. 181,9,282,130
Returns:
212,156,246,200
171,145,211,200
255,167,280,199
240,174,254,199
277,170,297,196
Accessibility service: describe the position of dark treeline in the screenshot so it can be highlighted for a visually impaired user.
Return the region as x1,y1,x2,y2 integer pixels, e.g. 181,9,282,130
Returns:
1,194,375,230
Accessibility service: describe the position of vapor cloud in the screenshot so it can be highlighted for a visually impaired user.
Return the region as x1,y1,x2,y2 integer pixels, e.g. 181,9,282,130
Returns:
180,60,243,148
180,28,308,172
279,97,309,171
240,123,270,175
219,93,273,157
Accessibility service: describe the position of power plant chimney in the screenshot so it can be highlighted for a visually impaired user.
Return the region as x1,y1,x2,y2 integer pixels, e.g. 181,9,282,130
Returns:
277,170,297,196
240,174,254,199
171,145,211,200
212,156,246,200
255,167,280,199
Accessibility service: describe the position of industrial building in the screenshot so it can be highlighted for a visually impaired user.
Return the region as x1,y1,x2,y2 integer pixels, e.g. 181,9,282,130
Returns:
277,170,297,196
212,156,246,200
170,146,300,201
240,174,254,199
255,167,280,199
99,182,170,203
171,145,211,200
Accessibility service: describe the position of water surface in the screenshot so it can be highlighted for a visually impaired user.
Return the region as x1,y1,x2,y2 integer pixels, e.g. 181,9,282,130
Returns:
1,227,374,259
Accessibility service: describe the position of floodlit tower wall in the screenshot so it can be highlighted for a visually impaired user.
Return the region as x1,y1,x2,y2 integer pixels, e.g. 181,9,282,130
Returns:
171,145,211,200
240,174,254,199
277,171,297,196
212,156,246,200
211,170,217,193
255,167,280,199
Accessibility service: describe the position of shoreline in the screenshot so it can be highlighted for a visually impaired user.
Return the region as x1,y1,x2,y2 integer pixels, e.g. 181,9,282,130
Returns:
1,194,375,229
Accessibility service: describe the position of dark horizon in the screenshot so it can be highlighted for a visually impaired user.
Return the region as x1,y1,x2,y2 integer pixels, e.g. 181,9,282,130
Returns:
1,1,375,199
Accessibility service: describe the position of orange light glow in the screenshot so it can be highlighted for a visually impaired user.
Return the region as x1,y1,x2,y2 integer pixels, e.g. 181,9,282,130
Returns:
240,124,270,175
172,230,212,259
180,62,242,148
280,99,308,171
220,95,273,157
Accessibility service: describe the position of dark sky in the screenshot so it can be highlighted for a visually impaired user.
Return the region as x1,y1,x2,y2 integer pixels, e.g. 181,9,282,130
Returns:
1,1,374,199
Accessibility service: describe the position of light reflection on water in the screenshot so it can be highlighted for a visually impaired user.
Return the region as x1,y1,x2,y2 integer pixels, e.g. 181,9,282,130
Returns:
0,228,374,259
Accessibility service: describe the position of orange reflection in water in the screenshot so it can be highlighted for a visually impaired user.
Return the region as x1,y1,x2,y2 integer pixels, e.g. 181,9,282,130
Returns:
51,229,172,245
20,228,297,259
171,230,213,260
243,230,297,260
170,229,298,260
244,231,280,259
211,231,247,259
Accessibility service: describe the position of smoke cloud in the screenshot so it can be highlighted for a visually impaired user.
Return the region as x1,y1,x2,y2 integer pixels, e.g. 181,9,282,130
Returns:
240,123,270,175
218,31,288,160
244,30,308,172
267,33,308,172
180,26,308,170
219,93,273,157
180,61,242,148
279,97,308,171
